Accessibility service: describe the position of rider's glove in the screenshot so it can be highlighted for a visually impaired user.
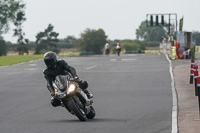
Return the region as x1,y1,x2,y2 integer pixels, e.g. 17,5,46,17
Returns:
74,76,80,81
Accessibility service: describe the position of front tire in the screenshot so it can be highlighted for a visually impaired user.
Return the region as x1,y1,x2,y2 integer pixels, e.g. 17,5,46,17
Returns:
67,98,87,121
86,106,96,119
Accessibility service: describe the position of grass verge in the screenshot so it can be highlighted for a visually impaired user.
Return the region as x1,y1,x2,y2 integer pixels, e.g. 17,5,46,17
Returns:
0,55,43,66
0,52,81,66
58,52,80,57
144,50,160,53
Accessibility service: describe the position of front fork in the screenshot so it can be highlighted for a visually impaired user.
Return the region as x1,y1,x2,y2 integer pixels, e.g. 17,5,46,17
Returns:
61,95,85,115
59,89,92,115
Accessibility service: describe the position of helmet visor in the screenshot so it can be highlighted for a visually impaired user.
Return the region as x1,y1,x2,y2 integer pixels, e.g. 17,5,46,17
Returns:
45,59,56,68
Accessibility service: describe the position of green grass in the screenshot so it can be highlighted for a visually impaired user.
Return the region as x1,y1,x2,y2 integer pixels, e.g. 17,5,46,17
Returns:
58,52,80,57
0,52,81,66
0,55,43,66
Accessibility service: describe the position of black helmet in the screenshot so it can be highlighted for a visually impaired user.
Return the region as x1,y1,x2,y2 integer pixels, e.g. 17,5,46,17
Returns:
44,51,57,68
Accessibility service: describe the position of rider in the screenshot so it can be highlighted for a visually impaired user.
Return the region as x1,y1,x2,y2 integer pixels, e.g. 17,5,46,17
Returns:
104,43,110,55
43,51,93,107
116,43,121,56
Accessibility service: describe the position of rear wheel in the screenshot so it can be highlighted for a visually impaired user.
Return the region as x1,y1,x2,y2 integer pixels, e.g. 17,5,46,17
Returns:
67,98,87,121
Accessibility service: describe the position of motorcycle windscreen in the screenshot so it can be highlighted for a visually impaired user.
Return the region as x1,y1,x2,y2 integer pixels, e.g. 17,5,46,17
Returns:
54,75,70,90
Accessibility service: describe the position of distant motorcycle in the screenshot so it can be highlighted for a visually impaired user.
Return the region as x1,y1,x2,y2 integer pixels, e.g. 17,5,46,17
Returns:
116,49,121,56
52,74,95,121
116,44,121,56
105,48,110,56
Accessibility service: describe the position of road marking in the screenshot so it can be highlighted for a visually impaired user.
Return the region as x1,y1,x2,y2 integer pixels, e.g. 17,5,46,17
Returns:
29,64,37,66
110,58,136,61
127,54,136,56
166,54,178,133
24,68,36,71
86,65,97,70
110,59,117,61
121,59,136,61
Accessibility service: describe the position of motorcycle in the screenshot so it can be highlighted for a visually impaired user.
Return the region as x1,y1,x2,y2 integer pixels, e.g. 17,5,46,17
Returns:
116,48,121,56
52,74,95,121
105,48,110,56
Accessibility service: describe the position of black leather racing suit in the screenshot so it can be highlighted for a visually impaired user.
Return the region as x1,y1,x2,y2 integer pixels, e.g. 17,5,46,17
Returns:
43,59,77,93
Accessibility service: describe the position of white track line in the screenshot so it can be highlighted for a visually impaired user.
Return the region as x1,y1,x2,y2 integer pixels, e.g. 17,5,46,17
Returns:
165,54,178,133
86,65,97,70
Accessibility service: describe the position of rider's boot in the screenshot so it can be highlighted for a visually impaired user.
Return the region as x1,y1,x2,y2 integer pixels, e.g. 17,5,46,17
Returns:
51,96,61,107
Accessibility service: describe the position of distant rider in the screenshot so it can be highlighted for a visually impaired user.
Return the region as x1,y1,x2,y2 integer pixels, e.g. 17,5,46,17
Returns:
43,51,93,107
104,43,110,55
116,43,121,56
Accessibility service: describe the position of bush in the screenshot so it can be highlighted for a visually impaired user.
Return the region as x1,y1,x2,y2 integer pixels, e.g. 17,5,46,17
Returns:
141,41,160,47
121,40,145,52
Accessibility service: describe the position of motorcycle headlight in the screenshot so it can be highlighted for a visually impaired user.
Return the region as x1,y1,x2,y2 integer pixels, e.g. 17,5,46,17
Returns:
67,83,76,94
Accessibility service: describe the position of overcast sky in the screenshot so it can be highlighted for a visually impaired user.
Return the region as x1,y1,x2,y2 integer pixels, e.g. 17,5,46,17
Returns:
3,0,200,42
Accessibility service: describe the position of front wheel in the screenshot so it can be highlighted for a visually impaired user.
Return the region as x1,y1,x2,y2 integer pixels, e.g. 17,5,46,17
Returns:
67,98,87,121
86,106,96,119
116,49,121,56
105,49,110,55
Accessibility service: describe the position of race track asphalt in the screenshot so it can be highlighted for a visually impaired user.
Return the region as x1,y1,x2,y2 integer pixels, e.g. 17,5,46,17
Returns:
0,54,172,133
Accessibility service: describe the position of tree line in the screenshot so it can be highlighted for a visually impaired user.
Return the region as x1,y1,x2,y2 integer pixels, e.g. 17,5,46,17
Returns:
1,0,200,56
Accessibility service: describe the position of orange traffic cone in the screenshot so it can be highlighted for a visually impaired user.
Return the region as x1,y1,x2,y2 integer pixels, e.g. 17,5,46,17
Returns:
190,58,195,84
194,65,199,96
